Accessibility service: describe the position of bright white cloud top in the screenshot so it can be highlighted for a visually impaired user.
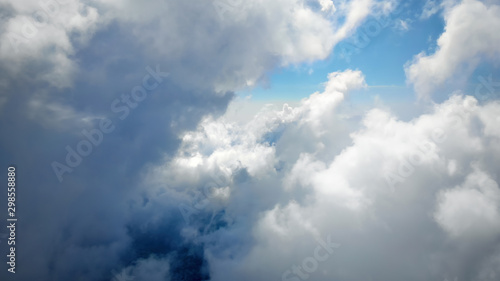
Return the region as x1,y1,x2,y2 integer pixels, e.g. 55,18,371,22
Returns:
148,70,500,281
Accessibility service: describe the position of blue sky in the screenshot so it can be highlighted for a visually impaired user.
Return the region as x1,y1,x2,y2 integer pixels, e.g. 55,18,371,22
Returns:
242,1,447,103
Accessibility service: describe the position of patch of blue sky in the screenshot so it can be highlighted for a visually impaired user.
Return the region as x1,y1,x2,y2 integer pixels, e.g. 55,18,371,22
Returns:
238,0,447,104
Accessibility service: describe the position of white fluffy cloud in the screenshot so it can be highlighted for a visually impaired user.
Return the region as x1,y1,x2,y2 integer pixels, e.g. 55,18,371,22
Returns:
406,0,500,98
0,0,388,95
148,69,500,280
435,166,500,240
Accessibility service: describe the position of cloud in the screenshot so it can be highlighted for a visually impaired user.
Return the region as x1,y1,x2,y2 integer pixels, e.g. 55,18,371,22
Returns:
0,0,102,88
2,1,498,280
406,0,500,98
147,70,500,280
319,0,336,13
435,165,500,240
0,1,391,280
395,18,410,31
113,255,171,281
420,0,442,19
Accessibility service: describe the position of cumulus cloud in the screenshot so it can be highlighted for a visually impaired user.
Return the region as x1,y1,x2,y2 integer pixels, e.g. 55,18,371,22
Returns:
1,0,498,280
146,70,500,281
0,1,392,280
406,0,500,98
435,165,500,240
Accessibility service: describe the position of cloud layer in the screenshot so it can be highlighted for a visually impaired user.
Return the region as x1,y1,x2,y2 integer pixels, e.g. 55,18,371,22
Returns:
0,0,397,280
148,70,500,281
0,0,499,281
